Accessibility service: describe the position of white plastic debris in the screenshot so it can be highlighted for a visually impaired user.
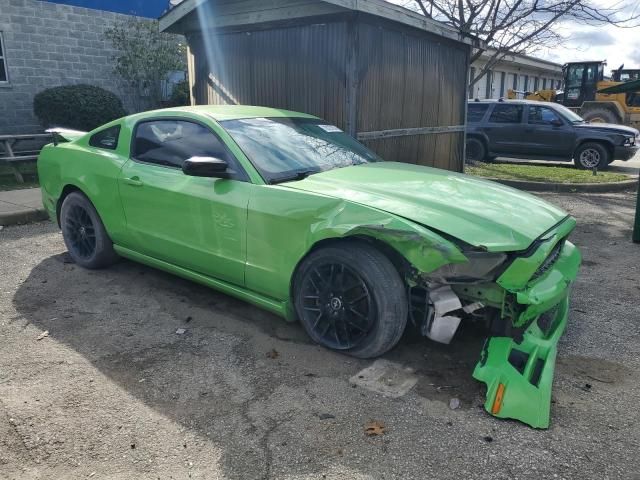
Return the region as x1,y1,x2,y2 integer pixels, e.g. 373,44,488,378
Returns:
425,315,461,344
463,302,484,314
175,328,187,335
430,286,462,316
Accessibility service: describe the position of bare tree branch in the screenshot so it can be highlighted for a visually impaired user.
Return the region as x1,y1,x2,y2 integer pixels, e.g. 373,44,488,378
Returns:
410,0,640,86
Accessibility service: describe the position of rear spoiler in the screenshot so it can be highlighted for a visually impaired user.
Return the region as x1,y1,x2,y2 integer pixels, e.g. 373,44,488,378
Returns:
45,128,87,145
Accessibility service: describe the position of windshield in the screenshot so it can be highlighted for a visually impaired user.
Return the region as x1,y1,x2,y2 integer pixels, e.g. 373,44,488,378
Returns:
220,117,381,183
552,104,585,123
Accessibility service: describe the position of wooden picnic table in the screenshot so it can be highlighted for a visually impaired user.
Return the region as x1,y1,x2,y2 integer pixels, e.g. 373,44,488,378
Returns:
0,133,52,183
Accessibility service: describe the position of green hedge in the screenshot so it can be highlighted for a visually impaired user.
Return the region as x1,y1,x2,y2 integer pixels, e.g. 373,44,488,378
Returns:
33,84,126,131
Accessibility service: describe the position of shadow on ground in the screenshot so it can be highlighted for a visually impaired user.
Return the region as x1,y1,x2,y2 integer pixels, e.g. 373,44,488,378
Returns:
11,251,486,479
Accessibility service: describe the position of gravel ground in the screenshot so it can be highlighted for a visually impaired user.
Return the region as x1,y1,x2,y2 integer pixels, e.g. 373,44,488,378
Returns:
1,190,639,479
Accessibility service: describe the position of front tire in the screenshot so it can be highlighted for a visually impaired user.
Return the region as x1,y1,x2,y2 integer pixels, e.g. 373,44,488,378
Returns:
574,142,610,170
60,191,118,269
293,242,408,359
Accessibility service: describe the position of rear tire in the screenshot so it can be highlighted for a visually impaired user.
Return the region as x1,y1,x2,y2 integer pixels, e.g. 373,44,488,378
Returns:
574,142,610,170
60,191,119,269
581,107,620,124
293,242,407,359
465,137,487,163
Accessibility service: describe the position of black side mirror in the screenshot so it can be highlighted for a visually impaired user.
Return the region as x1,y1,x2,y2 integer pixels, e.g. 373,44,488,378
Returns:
550,119,563,127
182,156,229,178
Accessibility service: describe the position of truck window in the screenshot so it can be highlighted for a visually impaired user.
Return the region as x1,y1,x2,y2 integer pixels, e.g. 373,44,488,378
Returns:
467,104,490,123
488,104,523,124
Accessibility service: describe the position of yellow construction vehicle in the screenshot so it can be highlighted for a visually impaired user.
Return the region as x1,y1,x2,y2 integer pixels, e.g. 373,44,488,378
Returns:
507,61,640,128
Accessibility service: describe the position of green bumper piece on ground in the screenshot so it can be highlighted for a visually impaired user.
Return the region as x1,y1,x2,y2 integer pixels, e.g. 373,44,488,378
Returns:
473,296,568,428
473,241,581,429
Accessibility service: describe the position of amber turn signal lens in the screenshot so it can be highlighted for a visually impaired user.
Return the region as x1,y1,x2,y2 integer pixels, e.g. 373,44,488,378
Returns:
491,383,506,414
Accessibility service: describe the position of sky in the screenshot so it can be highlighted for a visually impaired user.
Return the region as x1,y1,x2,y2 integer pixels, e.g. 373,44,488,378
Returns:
539,0,640,72
392,0,640,72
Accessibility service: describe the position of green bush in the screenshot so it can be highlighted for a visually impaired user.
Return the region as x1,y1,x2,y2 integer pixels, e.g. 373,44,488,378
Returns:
33,84,126,131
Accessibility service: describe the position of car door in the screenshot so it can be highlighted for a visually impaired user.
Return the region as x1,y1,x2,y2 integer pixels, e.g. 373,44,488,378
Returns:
117,118,252,286
483,103,527,155
523,105,575,158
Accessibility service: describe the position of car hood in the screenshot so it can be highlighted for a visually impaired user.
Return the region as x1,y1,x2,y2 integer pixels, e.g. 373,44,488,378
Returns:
574,122,639,136
284,162,569,252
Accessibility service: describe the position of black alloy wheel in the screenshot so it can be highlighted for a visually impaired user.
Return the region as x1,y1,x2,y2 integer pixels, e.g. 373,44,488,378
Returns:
64,204,97,260
294,242,408,358
60,191,118,269
299,262,376,350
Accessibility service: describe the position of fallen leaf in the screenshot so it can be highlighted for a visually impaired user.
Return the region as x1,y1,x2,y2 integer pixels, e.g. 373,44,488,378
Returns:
364,420,385,436
36,331,49,341
266,349,279,359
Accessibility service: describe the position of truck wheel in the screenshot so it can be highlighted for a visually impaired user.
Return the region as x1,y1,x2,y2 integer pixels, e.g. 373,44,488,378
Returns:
574,142,610,170
466,138,486,163
60,191,119,269
581,108,620,124
293,242,407,359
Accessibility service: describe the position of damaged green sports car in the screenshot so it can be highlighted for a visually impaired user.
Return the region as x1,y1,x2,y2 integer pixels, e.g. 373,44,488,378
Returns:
38,106,581,428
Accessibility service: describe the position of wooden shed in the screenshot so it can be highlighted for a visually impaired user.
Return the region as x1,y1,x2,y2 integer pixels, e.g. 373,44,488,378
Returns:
160,0,476,171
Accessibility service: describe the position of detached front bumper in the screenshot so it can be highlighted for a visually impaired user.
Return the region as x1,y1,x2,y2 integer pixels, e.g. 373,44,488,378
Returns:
471,239,581,428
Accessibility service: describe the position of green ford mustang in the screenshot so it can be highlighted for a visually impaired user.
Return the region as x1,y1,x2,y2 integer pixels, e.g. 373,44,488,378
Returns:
38,105,581,428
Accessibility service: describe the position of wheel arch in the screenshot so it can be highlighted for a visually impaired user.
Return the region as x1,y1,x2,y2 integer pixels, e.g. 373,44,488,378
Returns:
56,184,89,227
580,101,625,123
287,223,467,317
287,235,412,322
467,133,489,150
291,235,412,285
574,138,614,161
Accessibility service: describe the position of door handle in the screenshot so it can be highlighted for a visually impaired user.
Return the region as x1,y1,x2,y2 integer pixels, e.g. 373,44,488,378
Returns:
123,177,143,187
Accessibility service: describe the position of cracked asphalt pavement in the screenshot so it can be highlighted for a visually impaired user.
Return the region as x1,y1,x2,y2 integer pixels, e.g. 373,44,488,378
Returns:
1,190,639,479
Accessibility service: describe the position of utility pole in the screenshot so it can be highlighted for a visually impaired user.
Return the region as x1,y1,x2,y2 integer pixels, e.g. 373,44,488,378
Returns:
634,172,640,243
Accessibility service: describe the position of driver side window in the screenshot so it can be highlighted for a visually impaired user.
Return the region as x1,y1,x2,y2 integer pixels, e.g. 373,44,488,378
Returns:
131,119,247,180
528,106,562,125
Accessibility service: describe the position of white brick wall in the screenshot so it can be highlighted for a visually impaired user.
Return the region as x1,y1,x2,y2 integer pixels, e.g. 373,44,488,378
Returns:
469,58,563,100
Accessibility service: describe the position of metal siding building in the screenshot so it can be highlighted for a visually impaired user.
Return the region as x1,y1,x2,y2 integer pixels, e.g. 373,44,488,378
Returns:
160,0,474,171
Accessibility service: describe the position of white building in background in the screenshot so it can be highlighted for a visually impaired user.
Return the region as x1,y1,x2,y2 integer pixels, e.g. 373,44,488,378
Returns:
469,51,564,99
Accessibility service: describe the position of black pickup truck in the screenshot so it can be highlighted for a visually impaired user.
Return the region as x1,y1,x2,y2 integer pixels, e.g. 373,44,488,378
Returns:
466,99,639,169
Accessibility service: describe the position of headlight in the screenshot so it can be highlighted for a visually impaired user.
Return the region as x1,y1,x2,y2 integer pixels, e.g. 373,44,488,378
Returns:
428,252,507,282
623,136,636,147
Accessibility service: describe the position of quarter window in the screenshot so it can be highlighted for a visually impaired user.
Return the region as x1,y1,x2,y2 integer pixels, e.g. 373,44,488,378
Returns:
132,119,245,180
528,106,562,125
89,125,120,150
0,32,8,83
467,103,490,123
488,104,523,124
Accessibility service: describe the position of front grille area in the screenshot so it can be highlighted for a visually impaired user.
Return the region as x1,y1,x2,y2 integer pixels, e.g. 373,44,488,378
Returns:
530,240,564,281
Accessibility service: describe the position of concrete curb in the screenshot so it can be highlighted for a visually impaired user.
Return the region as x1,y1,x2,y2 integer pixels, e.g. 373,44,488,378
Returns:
0,208,49,227
484,177,638,193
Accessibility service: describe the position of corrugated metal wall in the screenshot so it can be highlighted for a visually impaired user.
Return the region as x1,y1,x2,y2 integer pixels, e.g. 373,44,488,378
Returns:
355,21,467,170
190,22,348,128
188,17,468,171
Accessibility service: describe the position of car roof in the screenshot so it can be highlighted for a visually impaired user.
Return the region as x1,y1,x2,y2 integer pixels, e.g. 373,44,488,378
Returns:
467,99,555,106
127,105,319,122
